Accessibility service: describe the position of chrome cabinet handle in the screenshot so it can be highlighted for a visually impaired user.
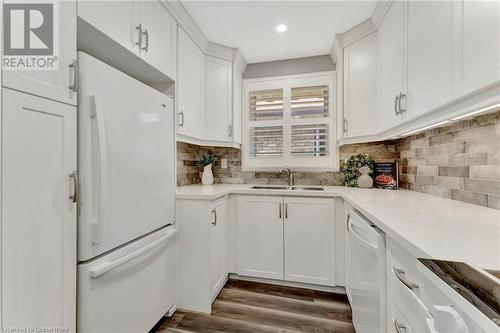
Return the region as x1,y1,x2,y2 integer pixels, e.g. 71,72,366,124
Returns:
69,60,77,92
135,24,143,48
179,110,184,127
69,170,78,203
398,93,407,113
285,203,288,219
343,118,348,133
212,209,217,226
228,124,233,138
394,93,401,115
279,203,282,219
393,319,406,333
393,267,419,290
142,28,149,52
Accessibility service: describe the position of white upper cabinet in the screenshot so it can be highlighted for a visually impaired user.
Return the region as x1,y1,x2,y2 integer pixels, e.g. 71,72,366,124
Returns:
77,1,138,55
406,0,453,121
3,0,77,105
452,0,500,98
284,197,335,286
177,27,204,139
2,88,77,332
137,1,177,80
378,0,405,133
204,55,233,142
232,67,243,144
343,32,378,138
77,0,176,79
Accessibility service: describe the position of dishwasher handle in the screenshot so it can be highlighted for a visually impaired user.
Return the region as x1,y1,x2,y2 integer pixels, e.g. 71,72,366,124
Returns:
347,213,380,253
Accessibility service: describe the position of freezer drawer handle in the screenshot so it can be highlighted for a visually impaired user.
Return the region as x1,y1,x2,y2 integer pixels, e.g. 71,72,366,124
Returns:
393,319,406,333
69,170,78,203
393,267,419,290
89,228,177,278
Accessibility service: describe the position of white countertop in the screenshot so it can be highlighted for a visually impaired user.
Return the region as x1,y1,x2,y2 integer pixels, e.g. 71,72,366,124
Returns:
176,184,500,271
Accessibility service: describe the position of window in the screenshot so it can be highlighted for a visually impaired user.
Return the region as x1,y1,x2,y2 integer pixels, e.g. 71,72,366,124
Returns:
242,73,337,171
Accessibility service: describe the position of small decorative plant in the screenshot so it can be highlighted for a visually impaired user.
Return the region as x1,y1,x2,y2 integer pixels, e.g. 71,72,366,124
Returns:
341,153,375,187
195,154,217,168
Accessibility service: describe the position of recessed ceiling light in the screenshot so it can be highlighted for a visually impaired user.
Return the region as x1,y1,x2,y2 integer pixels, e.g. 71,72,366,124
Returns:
276,24,287,33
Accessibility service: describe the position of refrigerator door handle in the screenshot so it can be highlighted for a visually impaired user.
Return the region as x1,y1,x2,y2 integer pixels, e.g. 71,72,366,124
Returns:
90,94,108,244
89,228,177,278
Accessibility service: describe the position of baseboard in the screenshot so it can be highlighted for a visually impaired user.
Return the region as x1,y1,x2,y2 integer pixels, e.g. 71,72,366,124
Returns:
228,273,346,294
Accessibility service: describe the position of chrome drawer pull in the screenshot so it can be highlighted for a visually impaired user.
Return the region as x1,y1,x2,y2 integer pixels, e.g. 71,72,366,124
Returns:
393,267,419,290
393,319,406,333
211,209,217,226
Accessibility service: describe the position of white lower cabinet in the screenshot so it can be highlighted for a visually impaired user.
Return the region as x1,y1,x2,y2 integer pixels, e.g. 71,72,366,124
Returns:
210,199,228,297
1,88,77,331
284,197,335,286
237,195,336,286
176,197,227,313
237,195,284,280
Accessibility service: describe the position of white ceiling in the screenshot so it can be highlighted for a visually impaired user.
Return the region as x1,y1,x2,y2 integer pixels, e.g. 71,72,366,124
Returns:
182,1,377,64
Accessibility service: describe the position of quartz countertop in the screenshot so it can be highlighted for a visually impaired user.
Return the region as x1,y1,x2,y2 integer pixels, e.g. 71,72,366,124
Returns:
176,184,500,272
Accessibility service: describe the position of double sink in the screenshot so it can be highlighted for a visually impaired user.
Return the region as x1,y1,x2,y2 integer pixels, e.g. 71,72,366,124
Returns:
251,185,324,191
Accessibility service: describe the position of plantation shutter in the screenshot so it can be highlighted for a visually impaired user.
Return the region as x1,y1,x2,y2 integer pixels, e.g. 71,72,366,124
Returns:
248,88,284,158
243,74,335,170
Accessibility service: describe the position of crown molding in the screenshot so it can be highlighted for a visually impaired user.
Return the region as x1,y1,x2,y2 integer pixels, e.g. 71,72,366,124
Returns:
330,0,392,64
372,1,393,29
160,0,208,51
232,48,247,72
161,0,247,73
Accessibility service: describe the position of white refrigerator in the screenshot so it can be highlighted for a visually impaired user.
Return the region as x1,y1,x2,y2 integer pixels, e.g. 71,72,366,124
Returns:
76,52,177,333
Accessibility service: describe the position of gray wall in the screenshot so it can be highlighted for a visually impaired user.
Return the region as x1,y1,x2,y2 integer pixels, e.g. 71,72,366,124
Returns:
243,55,335,79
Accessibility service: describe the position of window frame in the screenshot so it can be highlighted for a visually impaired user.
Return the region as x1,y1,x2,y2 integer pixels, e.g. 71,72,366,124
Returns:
242,71,338,172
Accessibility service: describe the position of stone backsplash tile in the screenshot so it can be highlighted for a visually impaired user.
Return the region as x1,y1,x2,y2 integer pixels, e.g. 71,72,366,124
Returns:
177,141,397,187
398,110,500,210
178,110,500,210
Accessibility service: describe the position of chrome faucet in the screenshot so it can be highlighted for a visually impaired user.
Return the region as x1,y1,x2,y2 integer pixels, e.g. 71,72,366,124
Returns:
280,168,295,186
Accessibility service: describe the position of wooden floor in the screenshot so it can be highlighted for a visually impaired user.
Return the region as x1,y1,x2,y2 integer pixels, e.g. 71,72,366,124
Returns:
152,279,355,333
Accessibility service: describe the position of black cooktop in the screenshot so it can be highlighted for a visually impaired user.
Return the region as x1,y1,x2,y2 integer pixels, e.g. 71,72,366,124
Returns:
418,258,500,327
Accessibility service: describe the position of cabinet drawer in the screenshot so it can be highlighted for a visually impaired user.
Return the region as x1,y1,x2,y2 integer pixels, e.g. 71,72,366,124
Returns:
387,238,426,302
389,289,427,333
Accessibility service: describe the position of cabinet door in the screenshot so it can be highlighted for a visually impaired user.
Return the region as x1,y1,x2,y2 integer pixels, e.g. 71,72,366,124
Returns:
406,1,452,120
139,1,176,80
452,0,500,98
77,1,139,56
237,196,284,280
1,89,77,331
177,27,204,139
232,67,243,144
210,199,227,298
378,1,405,132
204,56,232,142
284,197,335,286
343,32,378,138
3,0,77,105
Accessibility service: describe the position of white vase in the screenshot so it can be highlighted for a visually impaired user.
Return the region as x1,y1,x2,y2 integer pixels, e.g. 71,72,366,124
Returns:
357,165,373,189
202,164,214,185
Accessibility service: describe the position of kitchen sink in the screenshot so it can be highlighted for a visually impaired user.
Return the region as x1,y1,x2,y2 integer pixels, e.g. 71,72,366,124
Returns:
250,186,289,190
290,186,324,191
